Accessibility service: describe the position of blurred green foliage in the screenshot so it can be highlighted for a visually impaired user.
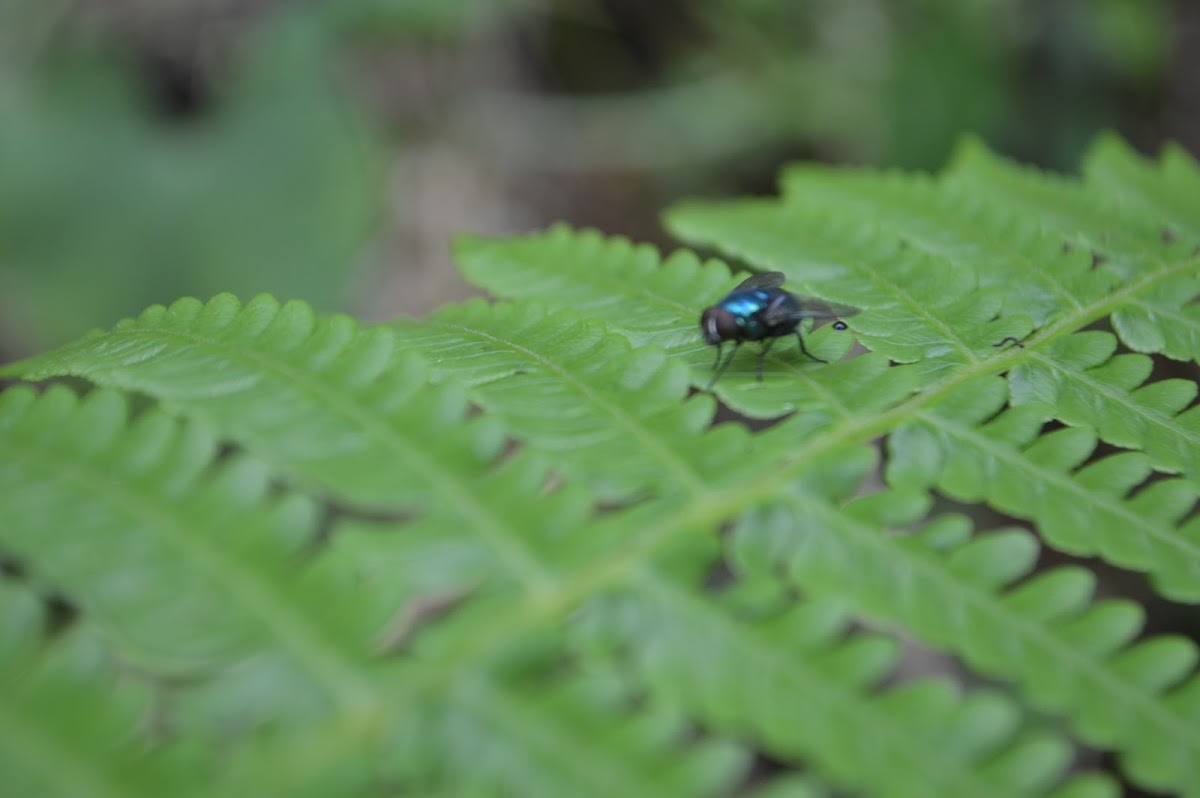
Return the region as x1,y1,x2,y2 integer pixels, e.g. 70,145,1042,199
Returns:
321,0,541,37
0,0,1176,351
0,5,380,348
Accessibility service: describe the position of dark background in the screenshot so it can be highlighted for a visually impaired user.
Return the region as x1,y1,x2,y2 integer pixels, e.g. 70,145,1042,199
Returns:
0,0,1195,355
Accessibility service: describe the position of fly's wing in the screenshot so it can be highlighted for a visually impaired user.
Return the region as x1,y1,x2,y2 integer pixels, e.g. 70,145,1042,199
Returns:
767,296,860,325
731,271,785,292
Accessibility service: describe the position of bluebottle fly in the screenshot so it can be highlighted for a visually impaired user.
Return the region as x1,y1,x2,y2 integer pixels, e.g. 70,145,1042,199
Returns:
700,271,858,387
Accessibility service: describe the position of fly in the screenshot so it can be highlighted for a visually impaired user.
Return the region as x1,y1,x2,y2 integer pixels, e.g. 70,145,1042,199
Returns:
700,271,858,387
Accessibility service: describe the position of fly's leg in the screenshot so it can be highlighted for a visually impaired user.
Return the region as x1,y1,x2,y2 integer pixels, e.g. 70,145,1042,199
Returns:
756,337,776,382
707,341,741,389
795,329,828,364
711,342,723,371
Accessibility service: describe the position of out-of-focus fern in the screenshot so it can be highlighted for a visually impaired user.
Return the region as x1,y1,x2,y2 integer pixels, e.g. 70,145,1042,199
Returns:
0,583,201,796
2,134,1199,797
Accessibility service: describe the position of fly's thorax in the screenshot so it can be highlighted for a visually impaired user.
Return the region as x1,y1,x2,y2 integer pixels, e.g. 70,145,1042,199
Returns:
723,290,777,340
719,289,771,317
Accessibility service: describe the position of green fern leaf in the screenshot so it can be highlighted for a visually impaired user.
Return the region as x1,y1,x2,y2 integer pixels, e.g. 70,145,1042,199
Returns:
2,365,1110,796
775,161,1118,326
392,299,723,498
0,583,198,797
453,227,916,419
0,387,742,796
381,662,750,798
945,136,1168,266
5,133,1199,798
582,570,1081,798
1084,133,1200,245
0,385,383,716
453,227,730,351
1009,330,1200,485
663,200,1029,373
0,295,525,517
946,136,1200,361
886,374,1200,600
730,449,1200,792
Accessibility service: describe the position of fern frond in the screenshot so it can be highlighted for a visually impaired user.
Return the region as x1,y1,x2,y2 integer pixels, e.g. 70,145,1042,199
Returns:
454,227,730,351
392,299,725,498
1084,133,1200,245
945,136,1170,268
663,200,1029,373
1010,331,1200,485
0,583,197,797
0,295,544,527
776,162,1117,325
659,144,1200,574
946,137,1200,361
449,158,1199,793
887,374,1200,600
380,661,750,798
5,134,1199,797
0,385,384,721
579,566,1103,798
0,385,746,797
773,159,1200,482
728,444,1200,793
454,228,916,419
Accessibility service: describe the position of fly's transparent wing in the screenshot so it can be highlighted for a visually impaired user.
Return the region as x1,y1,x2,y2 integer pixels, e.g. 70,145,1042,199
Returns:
732,271,785,291
784,297,860,321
